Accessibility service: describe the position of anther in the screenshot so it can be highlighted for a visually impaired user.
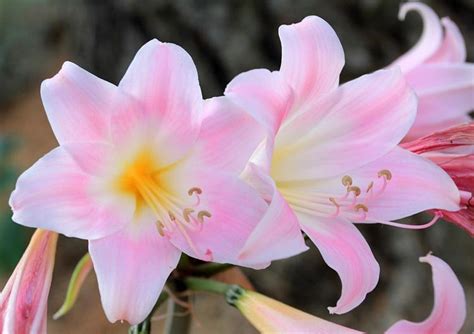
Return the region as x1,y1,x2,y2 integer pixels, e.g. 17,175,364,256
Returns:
329,197,341,217
183,208,195,223
188,187,203,196
169,212,176,221
329,197,340,207
342,175,353,187
157,221,165,237
354,204,369,212
197,210,212,222
377,169,392,180
348,186,361,196
366,181,374,193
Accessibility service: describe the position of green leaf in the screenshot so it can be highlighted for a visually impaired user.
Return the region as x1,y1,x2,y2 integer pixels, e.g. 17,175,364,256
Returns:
53,253,93,320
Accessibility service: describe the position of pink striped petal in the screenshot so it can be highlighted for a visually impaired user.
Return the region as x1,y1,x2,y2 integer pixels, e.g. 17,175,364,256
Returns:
238,163,308,269
40,61,118,144
279,15,344,111
404,63,474,140
402,123,474,154
299,216,380,314
9,147,132,240
118,39,202,164
273,69,416,181
89,221,181,325
224,69,294,135
428,17,467,63
386,254,466,334
162,166,269,267
392,2,443,73
194,96,267,175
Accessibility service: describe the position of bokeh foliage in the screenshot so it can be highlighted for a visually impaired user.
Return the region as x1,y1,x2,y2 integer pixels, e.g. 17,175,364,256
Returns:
0,136,29,273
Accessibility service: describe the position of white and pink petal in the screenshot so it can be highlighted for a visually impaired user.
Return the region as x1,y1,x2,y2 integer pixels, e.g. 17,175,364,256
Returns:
273,69,417,181
118,39,203,164
40,61,118,144
89,220,181,325
279,15,344,111
9,147,133,240
238,163,308,269
386,254,466,334
391,2,443,73
299,216,380,314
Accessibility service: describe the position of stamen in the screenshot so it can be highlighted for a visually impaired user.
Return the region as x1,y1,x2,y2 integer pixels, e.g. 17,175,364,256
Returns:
366,181,374,193
188,187,203,196
354,204,369,221
342,175,353,187
197,210,212,222
169,212,176,221
188,187,202,206
329,197,340,217
183,208,195,223
354,204,368,212
157,221,165,237
348,186,361,197
377,169,392,180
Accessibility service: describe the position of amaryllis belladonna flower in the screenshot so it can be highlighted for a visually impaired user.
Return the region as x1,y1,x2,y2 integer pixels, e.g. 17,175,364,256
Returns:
9,40,306,324
390,2,474,141
403,123,474,236
386,254,466,333
211,16,460,315
0,229,58,334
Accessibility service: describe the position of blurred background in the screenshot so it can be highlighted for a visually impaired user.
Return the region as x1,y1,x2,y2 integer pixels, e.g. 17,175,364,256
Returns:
0,0,473,332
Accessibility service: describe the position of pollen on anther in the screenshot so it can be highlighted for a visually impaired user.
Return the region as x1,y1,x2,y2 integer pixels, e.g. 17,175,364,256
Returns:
348,186,361,196
366,181,374,193
157,221,165,236
342,175,353,187
188,187,203,196
197,210,212,222
354,204,369,212
183,208,195,222
329,197,340,207
377,169,392,180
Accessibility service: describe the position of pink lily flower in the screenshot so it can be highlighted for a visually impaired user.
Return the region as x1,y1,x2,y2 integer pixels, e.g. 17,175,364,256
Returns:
390,2,474,141
386,254,466,333
403,123,474,236
0,229,58,334
212,16,460,314
9,39,306,324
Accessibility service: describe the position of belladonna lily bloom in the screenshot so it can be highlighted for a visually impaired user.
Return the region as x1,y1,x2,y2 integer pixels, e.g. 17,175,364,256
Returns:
390,2,474,141
403,123,474,236
386,254,466,333
211,16,461,314
227,254,466,333
9,39,307,324
0,229,58,333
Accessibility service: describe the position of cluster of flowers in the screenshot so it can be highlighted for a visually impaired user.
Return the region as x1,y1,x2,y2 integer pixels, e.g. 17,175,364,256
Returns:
1,2,472,333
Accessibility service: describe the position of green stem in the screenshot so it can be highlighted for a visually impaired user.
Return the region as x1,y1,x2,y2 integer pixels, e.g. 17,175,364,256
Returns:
184,277,231,294
185,277,246,307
